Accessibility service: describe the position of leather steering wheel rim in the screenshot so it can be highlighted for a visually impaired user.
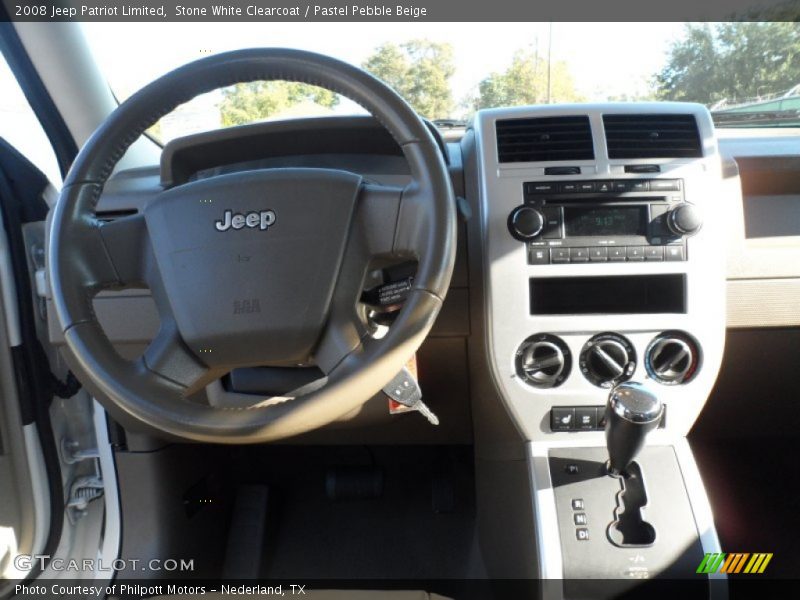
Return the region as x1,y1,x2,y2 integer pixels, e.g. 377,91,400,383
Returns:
49,48,456,443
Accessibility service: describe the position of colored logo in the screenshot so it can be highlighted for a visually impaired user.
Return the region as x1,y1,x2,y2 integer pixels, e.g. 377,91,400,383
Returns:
697,552,773,574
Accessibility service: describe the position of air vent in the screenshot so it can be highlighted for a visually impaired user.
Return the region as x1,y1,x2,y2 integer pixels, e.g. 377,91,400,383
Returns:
604,114,702,159
496,116,594,163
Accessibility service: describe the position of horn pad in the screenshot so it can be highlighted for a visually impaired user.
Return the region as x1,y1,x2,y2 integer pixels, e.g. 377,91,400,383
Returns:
144,168,362,368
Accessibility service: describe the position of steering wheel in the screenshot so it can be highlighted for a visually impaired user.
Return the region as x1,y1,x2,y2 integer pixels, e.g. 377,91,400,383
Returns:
49,49,456,443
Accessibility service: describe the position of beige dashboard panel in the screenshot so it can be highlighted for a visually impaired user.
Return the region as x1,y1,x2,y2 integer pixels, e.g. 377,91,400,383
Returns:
723,155,800,328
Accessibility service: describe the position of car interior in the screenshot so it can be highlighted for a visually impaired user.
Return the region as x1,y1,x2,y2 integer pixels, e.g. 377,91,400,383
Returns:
0,19,799,600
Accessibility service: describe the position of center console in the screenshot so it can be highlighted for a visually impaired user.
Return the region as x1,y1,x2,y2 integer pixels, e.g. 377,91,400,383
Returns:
470,104,727,594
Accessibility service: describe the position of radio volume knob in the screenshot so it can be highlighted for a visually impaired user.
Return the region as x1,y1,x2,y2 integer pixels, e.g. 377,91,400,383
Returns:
667,203,702,236
508,206,544,241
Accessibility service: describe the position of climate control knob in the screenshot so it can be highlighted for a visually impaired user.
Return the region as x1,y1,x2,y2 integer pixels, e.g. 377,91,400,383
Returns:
580,333,637,388
515,334,571,389
667,203,703,236
645,332,700,385
508,205,544,241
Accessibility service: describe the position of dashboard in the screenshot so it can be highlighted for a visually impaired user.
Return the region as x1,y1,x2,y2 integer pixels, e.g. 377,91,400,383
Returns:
42,109,800,444
469,103,726,441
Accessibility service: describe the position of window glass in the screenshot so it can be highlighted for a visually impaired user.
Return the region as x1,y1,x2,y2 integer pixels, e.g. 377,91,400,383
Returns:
82,22,800,138
0,54,62,185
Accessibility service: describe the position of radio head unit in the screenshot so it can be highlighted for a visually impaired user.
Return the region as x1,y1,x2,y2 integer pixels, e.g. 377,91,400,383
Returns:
507,179,702,264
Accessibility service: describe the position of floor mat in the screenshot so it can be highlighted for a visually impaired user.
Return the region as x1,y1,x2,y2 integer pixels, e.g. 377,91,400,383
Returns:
229,446,486,581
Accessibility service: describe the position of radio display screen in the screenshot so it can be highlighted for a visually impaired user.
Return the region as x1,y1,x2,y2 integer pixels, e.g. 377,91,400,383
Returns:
564,206,646,237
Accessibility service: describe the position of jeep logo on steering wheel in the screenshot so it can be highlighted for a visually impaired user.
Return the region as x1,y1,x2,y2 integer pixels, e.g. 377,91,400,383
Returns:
215,209,276,232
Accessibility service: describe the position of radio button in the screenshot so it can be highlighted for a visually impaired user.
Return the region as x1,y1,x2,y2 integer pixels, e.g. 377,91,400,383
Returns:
578,182,595,193
626,246,646,261
664,245,686,261
526,182,557,194
630,181,649,192
650,179,681,192
570,248,590,262
560,183,579,193
542,207,563,239
551,248,571,263
613,181,630,192
645,246,664,261
649,204,671,237
529,246,550,265
596,181,614,193
589,247,608,262
608,247,626,261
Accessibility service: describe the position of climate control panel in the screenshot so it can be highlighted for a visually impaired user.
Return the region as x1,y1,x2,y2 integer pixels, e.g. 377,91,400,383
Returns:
645,331,700,385
514,331,701,392
578,333,636,388
514,333,572,389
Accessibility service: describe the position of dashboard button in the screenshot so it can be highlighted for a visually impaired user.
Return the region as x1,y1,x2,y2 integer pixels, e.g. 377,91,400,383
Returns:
526,182,557,194
645,246,664,261
560,182,579,193
649,204,671,238
575,407,598,430
626,246,646,261
551,407,575,431
649,179,681,192
613,181,630,192
578,182,595,193
529,246,550,265
542,207,563,239
551,248,571,263
630,181,649,192
596,181,614,192
665,245,686,261
570,248,590,262
589,247,608,262
608,247,626,261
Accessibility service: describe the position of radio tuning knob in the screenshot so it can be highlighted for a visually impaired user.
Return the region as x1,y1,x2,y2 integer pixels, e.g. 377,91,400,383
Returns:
508,205,545,241
667,203,703,236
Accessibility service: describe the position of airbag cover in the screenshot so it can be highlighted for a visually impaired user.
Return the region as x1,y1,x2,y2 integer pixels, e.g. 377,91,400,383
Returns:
144,168,362,368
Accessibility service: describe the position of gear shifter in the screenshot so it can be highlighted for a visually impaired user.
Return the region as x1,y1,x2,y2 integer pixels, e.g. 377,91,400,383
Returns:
605,381,663,476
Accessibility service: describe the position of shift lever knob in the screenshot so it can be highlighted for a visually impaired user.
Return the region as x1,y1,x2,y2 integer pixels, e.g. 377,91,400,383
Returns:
605,382,663,476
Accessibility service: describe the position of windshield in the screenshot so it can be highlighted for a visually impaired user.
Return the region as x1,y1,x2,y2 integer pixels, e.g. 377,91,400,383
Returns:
82,22,800,144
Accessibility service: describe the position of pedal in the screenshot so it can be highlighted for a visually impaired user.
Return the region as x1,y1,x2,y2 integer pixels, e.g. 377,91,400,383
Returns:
222,485,268,579
325,466,383,501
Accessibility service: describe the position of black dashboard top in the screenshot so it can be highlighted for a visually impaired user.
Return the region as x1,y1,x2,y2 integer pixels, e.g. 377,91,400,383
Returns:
160,115,448,186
